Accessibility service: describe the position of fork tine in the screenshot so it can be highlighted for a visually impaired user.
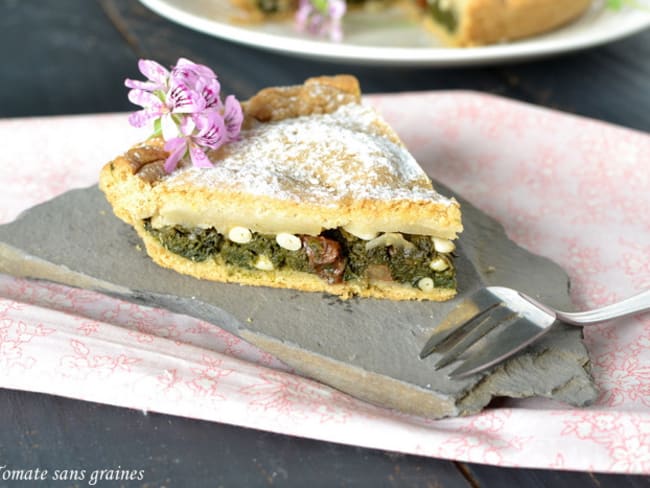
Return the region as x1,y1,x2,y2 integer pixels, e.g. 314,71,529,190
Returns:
419,288,503,360
419,303,498,359
448,317,556,379
433,306,519,370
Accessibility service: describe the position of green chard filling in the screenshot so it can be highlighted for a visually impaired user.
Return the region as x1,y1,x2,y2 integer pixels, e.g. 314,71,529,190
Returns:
143,220,456,290
427,0,458,33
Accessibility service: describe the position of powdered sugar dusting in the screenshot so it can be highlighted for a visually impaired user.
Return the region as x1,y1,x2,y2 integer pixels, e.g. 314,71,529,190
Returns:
161,104,453,206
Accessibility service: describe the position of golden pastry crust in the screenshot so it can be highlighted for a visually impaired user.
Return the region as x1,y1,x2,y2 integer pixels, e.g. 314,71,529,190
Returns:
100,75,462,301
424,0,593,47
243,75,362,123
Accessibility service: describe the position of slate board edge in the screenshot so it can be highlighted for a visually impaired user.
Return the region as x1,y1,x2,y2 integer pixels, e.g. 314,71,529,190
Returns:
0,185,599,419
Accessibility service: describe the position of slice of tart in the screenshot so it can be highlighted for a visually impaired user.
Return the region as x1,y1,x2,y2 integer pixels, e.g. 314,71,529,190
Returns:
421,0,593,47
99,75,462,300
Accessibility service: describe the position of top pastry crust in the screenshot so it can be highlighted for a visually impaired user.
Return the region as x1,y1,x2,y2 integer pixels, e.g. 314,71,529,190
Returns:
100,75,462,241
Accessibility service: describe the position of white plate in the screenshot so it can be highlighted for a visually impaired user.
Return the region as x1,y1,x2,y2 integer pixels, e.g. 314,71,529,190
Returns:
140,0,650,66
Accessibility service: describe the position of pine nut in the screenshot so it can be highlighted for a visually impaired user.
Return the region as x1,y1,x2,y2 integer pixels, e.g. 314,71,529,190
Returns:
432,237,455,253
429,257,449,271
366,232,415,250
418,277,434,292
228,226,252,244
343,225,379,240
276,233,302,251
254,255,274,271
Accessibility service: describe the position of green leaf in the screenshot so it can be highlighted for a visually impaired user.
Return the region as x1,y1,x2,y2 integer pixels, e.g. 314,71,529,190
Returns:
150,118,162,138
606,0,650,10
311,0,329,13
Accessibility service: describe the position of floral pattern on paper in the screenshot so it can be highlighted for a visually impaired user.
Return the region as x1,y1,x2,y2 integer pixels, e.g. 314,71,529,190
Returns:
0,319,56,371
620,240,650,290
560,412,650,472
432,410,535,466
592,344,650,408
1,97,649,474
59,338,142,380
186,355,233,399
240,371,355,424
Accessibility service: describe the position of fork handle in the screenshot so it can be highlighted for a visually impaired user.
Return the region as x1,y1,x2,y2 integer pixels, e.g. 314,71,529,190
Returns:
557,289,650,326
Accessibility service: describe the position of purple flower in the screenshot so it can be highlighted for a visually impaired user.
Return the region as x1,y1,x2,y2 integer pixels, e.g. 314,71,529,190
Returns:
295,0,346,42
126,80,204,133
124,58,244,173
163,112,227,173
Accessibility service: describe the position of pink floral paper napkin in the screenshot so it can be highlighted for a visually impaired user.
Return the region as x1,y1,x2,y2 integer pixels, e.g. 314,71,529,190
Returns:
1,92,649,473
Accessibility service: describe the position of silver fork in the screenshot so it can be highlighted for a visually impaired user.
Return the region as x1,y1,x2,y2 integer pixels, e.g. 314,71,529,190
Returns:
420,286,650,379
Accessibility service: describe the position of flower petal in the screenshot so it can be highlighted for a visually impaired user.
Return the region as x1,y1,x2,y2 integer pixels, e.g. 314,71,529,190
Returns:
201,78,223,111
138,59,170,85
179,115,196,136
161,113,181,140
128,89,160,108
173,58,217,86
124,79,160,91
189,145,213,168
167,81,205,114
163,137,184,152
295,1,311,29
163,137,187,173
329,0,346,17
128,109,157,128
329,26,343,42
193,113,226,149
294,0,345,40
223,95,244,141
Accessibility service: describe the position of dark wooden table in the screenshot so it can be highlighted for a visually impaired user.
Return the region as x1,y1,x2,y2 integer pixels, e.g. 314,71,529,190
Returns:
1,1,649,486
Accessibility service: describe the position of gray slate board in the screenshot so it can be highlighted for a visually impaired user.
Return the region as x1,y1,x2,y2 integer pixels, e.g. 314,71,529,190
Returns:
0,185,597,418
